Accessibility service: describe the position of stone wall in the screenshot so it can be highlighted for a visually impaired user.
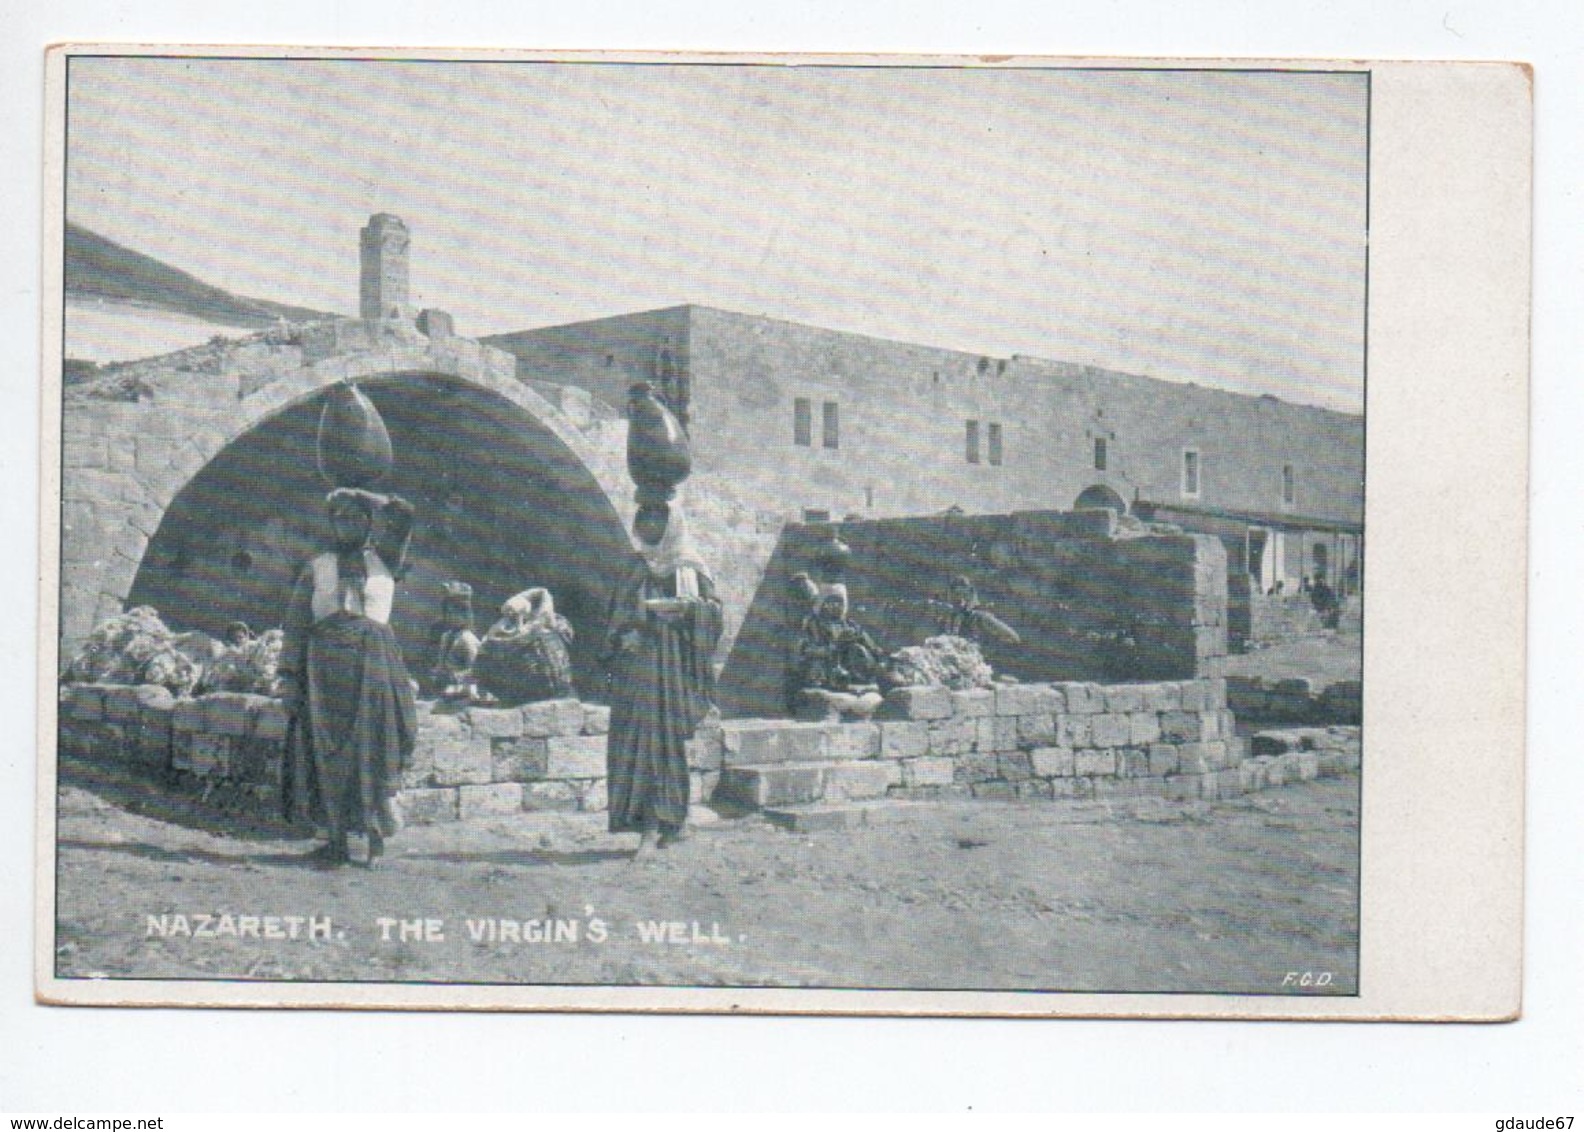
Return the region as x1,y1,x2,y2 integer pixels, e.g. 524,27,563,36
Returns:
719,510,1228,718
1227,676,1362,726
57,680,1361,827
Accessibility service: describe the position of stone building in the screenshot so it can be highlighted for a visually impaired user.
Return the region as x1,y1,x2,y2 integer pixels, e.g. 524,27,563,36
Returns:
485,303,1365,597
59,214,1363,702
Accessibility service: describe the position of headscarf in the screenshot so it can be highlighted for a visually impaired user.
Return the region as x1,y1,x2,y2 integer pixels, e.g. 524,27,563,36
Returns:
632,505,713,581
325,487,413,580
815,582,849,620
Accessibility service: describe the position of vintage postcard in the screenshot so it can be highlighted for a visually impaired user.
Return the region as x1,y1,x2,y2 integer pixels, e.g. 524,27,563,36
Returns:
35,48,1529,1018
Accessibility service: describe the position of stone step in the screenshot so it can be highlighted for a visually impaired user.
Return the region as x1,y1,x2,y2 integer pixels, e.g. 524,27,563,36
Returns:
762,799,938,833
715,759,898,809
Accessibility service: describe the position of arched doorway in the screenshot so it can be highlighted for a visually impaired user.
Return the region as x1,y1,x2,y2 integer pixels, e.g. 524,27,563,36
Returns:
127,374,634,700
1073,484,1128,515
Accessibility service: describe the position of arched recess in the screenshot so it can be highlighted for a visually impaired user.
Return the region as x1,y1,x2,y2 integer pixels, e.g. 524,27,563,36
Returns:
125,373,634,700
1074,483,1129,515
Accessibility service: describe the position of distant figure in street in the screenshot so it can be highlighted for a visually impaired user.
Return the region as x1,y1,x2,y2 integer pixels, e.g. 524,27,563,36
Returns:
1309,573,1340,630
602,503,723,856
279,489,417,868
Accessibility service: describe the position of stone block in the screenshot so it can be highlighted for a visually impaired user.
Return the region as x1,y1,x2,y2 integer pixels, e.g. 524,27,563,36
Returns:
1200,710,1223,742
686,728,725,770
927,717,978,757
172,699,205,733
134,705,175,768
188,733,231,776
1091,713,1131,747
1075,749,1117,777
1215,768,1246,797
1178,681,1214,711
101,686,145,725
954,752,1001,784
547,734,608,779
1206,678,1228,709
169,732,194,772
722,720,829,765
1147,743,1179,777
717,764,827,808
459,782,524,820
902,756,955,787
1103,684,1146,713
1057,715,1093,749
1294,752,1320,781
1055,682,1105,714
1162,774,1203,801
950,689,995,717
995,683,1063,716
397,787,459,824
432,735,493,786
1030,746,1075,777
1316,752,1353,778
1047,778,1081,799
581,704,612,734
492,736,549,782
998,752,1035,781
1016,780,1054,800
827,722,880,761
1160,711,1206,742
882,685,954,720
466,706,525,738
880,721,931,760
1144,683,1183,713
521,698,587,738
975,715,1020,753
522,780,580,812
971,781,1017,801
1239,761,1268,793
1176,743,1212,775
1117,748,1151,777
826,761,897,802
1128,712,1162,746
202,692,264,737
1017,713,1058,746
763,804,864,833
1251,730,1303,757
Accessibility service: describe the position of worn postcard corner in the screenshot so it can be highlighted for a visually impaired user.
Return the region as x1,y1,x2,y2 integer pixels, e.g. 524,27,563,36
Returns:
36,49,1528,1019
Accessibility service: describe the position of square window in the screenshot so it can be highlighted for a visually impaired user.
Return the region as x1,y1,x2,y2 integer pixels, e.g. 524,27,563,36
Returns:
793,398,812,446
1094,436,1108,471
965,420,980,464
988,422,1003,466
823,401,840,449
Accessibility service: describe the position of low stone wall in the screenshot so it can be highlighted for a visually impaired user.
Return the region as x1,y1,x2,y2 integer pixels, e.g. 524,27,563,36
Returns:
712,678,1358,808
58,678,1360,827
1226,676,1362,725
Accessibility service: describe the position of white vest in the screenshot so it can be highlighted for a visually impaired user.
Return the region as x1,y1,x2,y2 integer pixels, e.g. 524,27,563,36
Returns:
309,552,394,625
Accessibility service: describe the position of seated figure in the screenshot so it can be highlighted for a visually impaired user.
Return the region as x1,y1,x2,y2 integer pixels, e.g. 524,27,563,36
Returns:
791,583,885,719
475,587,576,705
936,574,1021,645
430,581,482,700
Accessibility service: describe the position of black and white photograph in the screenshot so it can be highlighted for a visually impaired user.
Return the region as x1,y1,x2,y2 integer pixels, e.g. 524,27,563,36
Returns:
35,49,1519,1018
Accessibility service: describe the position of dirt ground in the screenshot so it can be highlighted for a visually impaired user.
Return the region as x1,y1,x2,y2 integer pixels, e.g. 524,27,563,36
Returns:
51,753,1359,996
1223,630,1363,688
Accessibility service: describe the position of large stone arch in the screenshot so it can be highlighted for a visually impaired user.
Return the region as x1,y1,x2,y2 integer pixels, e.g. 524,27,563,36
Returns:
60,323,633,683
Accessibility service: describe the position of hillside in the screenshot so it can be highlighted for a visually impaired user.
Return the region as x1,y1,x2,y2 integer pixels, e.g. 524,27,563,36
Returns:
65,223,335,329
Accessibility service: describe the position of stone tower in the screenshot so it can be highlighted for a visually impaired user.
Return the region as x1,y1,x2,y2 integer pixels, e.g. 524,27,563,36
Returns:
359,213,411,320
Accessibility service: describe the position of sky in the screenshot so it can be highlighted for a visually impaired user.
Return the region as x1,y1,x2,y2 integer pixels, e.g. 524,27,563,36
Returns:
66,58,1368,412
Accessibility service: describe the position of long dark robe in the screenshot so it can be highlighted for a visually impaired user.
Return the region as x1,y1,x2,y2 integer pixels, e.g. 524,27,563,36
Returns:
603,563,722,833
280,568,417,840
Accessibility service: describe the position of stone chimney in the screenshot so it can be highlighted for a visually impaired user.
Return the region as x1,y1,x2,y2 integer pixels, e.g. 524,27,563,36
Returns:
359,213,411,320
